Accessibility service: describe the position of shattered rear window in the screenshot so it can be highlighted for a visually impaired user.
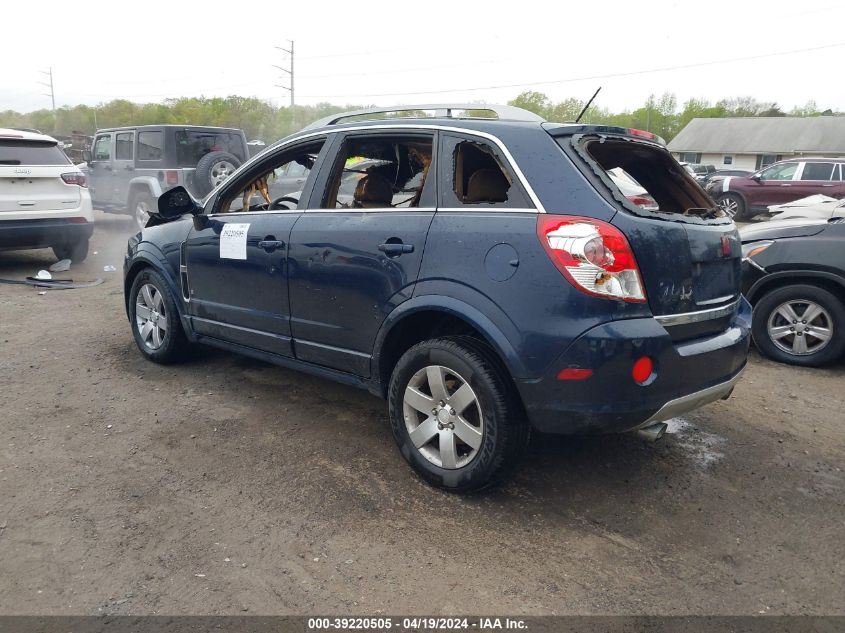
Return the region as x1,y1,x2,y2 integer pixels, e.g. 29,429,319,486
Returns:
564,135,726,222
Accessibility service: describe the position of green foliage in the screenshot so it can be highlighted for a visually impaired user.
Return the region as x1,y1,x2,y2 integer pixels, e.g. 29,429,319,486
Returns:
506,91,840,142
1,92,840,144
0,97,361,142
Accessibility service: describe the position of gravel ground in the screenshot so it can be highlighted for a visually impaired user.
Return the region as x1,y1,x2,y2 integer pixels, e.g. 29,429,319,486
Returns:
0,212,843,615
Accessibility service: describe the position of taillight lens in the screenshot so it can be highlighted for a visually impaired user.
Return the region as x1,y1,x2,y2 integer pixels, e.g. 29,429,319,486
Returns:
625,193,659,211
165,170,178,186
537,215,646,303
61,172,87,188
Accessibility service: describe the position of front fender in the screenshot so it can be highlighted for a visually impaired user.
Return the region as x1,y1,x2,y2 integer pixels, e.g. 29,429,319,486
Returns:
746,269,845,303
123,243,184,321
372,294,528,379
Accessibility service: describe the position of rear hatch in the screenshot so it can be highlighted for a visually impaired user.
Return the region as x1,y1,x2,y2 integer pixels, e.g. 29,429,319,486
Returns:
0,138,79,214
554,130,740,331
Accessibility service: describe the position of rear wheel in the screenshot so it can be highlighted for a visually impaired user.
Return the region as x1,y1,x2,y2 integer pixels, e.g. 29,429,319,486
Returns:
52,238,89,263
388,336,529,493
128,268,189,364
717,193,746,219
752,284,845,366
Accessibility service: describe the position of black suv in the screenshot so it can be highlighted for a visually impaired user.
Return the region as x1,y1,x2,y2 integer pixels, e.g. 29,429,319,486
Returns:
124,104,751,492
85,125,249,229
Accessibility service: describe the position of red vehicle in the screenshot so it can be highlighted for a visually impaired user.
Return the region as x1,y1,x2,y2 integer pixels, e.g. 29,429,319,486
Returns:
709,157,845,220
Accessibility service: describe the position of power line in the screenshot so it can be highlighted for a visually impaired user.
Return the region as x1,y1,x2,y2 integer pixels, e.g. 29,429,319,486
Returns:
297,41,845,99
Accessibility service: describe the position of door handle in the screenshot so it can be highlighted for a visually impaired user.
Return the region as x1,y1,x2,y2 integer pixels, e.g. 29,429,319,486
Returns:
258,239,285,252
104,166,113,171
379,242,414,256
125,165,135,171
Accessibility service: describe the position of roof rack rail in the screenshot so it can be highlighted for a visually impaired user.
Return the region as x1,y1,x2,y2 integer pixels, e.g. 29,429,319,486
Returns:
302,103,545,131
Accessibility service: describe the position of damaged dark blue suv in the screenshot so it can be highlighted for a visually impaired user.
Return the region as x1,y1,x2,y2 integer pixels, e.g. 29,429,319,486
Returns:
124,104,751,492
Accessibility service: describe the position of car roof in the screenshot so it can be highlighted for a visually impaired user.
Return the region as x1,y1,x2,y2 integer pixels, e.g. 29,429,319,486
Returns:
95,124,242,133
773,156,845,163
0,127,59,143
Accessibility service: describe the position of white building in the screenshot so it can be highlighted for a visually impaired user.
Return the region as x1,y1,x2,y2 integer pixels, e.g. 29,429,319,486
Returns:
667,116,845,172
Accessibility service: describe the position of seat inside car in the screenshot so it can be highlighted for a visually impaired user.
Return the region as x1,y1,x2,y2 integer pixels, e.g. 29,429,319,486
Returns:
353,172,394,208
465,168,509,203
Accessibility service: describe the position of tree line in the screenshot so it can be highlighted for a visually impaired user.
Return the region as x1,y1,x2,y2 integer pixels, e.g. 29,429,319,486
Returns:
0,92,838,144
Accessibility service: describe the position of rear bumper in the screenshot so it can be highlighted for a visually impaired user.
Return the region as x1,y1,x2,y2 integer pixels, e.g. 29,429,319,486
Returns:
517,298,752,434
0,218,94,250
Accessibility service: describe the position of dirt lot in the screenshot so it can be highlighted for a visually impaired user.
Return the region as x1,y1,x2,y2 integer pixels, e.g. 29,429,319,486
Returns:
0,212,843,615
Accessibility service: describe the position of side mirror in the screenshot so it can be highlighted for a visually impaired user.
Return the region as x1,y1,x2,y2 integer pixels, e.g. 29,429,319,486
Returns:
751,174,762,183
156,186,202,220
82,149,92,163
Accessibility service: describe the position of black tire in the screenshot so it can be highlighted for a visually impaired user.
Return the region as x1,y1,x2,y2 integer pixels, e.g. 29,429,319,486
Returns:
718,193,747,220
388,336,529,493
128,267,189,364
192,151,242,197
131,190,155,231
52,238,89,263
752,284,845,367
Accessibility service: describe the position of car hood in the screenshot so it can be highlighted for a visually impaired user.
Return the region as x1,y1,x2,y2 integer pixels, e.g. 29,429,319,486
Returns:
739,219,827,242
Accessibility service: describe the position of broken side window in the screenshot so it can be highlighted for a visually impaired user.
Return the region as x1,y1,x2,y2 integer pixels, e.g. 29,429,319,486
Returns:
440,135,530,209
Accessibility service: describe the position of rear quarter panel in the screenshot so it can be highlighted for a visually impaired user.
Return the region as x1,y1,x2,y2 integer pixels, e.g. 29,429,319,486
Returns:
414,211,650,379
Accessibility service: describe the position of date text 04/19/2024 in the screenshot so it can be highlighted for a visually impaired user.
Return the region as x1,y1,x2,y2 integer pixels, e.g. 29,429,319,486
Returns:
307,617,528,630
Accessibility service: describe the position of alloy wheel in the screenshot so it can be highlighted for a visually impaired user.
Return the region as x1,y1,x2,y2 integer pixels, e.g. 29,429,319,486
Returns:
135,283,168,350
402,365,484,469
210,161,236,187
719,196,738,217
767,299,833,356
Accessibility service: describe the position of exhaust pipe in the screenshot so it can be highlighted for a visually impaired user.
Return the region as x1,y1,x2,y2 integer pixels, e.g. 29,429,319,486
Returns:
635,422,668,442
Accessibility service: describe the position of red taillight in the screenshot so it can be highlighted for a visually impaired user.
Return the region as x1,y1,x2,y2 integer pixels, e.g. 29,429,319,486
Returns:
625,194,659,211
60,172,87,188
557,367,593,381
165,170,178,186
67,217,89,224
632,356,654,384
536,215,646,303
628,128,657,141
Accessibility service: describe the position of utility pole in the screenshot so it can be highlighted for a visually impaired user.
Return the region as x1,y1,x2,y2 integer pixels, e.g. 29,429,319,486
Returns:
272,41,294,108
39,67,56,111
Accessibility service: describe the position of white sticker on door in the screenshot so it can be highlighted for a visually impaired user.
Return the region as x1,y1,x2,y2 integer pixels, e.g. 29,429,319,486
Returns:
220,223,250,260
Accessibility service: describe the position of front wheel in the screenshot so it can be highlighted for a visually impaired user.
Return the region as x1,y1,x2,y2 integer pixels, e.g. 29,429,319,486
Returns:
128,268,189,364
717,193,746,219
752,284,845,367
388,337,529,493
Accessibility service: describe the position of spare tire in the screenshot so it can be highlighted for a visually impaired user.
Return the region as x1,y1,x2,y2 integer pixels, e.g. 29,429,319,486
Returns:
192,151,241,197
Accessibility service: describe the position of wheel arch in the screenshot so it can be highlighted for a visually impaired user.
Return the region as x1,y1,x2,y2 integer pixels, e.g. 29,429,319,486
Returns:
126,178,162,209
371,296,527,398
747,270,845,306
123,250,185,322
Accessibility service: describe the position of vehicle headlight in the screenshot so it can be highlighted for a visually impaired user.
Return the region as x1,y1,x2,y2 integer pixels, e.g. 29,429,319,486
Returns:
741,240,773,260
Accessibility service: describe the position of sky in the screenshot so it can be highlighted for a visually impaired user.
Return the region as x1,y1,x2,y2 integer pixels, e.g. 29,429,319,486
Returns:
2,0,845,114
